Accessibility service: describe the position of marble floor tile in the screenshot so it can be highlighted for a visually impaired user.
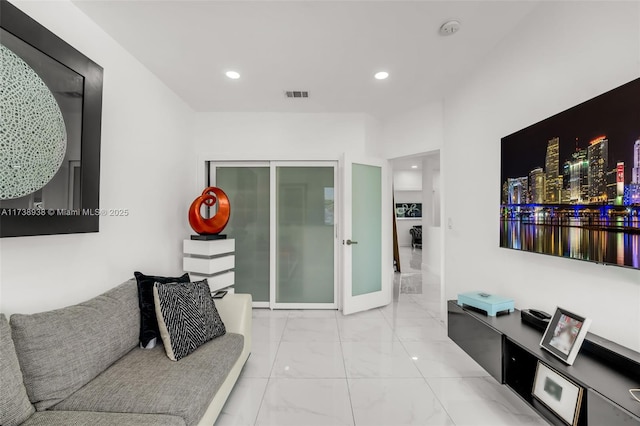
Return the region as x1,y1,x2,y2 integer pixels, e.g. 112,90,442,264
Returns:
252,308,290,318
427,377,548,426
393,292,418,303
398,247,423,273
380,300,433,321
337,318,397,342
240,339,280,378
399,273,423,294
342,340,421,378
218,244,545,426
214,378,268,426
252,317,288,342
409,297,442,317
287,309,338,319
255,379,354,426
271,341,346,378
417,286,441,301
387,317,449,342
402,340,490,378
349,378,454,426
281,318,340,342
336,307,386,322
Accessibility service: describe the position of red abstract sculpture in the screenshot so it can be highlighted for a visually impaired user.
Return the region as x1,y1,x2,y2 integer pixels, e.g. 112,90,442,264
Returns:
188,187,230,235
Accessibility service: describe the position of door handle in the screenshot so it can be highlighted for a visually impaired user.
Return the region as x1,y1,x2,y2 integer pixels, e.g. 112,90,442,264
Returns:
346,239,358,245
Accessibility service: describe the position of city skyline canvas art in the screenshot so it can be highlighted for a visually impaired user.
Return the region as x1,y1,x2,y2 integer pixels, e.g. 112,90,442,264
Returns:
500,78,640,269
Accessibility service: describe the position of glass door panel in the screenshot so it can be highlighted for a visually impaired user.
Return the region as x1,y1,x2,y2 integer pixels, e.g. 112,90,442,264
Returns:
275,166,335,305
215,166,270,302
352,163,382,296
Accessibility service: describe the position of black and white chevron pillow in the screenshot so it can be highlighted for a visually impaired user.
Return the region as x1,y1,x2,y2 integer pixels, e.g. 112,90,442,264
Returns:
153,279,226,361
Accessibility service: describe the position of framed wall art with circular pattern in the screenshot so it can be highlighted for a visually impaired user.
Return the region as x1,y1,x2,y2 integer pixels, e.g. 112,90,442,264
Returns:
0,0,103,237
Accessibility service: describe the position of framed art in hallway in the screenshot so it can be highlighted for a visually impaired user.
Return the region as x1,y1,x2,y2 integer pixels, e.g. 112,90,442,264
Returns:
395,202,422,219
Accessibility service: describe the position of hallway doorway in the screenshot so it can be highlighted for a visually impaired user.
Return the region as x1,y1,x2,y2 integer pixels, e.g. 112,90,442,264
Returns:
390,151,443,320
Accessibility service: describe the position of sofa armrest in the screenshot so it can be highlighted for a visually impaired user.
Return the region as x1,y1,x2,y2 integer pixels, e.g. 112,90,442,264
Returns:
215,293,252,356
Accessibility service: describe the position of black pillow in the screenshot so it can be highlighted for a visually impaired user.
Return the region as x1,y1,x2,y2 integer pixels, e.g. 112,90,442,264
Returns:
154,279,226,361
134,271,190,348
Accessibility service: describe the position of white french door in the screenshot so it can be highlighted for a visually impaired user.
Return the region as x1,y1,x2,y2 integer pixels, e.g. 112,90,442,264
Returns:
340,155,392,315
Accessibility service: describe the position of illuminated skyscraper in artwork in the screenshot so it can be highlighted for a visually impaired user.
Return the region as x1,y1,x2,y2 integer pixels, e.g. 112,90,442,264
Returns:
568,149,588,203
508,177,529,204
616,162,624,205
545,137,560,203
529,167,545,204
629,139,640,205
588,136,608,203
633,138,640,184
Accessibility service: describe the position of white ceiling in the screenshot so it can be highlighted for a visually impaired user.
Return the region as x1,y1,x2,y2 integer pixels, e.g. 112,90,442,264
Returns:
72,0,539,118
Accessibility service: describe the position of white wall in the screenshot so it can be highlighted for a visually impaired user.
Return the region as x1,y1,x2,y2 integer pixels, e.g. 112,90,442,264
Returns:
0,0,195,315
442,1,640,350
422,155,441,275
394,170,422,191
381,102,443,159
194,112,373,164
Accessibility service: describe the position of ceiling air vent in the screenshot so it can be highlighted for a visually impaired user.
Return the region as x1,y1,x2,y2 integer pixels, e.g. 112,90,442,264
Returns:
285,91,309,98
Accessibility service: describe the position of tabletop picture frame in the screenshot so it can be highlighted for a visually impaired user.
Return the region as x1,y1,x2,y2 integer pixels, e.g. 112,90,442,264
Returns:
540,307,592,365
532,361,583,425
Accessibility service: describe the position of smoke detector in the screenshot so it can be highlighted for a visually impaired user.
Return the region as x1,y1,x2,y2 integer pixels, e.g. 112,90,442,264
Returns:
285,91,309,98
439,20,460,36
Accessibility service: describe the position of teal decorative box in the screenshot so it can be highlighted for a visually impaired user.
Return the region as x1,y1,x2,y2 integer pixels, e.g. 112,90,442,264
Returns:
457,291,514,316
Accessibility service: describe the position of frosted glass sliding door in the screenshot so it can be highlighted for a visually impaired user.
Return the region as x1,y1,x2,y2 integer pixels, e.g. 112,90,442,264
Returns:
215,166,270,302
275,166,335,305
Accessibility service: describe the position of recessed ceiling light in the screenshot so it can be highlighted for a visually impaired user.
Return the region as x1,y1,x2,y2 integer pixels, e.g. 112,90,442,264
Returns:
374,71,389,80
439,20,461,36
225,71,240,80
411,165,418,169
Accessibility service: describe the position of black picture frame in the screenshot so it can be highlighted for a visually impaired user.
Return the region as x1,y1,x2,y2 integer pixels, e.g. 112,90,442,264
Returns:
0,0,103,237
540,307,592,366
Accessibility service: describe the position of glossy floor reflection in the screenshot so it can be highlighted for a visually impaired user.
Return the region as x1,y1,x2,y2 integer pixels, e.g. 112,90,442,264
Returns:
215,247,546,426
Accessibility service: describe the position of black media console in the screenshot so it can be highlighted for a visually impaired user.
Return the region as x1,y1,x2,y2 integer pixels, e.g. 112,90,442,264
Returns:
447,301,640,426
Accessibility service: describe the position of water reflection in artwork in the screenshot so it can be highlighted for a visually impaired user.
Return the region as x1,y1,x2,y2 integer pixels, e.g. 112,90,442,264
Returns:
500,207,640,268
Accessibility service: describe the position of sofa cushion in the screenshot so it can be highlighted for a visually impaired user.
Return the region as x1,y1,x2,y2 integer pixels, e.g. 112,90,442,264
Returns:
21,410,185,426
52,333,244,426
134,271,190,348
10,279,140,410
0,313,35,426
154,279,226,361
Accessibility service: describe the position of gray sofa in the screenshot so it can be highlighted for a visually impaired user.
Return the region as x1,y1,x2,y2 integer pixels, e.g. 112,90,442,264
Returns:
1,278,252,426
